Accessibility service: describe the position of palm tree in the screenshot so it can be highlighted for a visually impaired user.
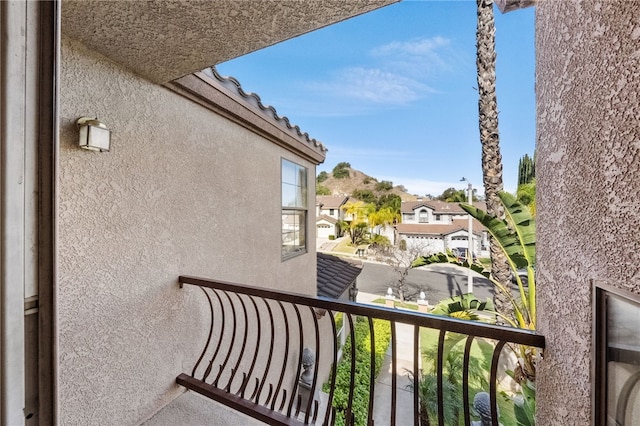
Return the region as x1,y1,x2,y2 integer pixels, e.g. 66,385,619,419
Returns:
475,0,513,321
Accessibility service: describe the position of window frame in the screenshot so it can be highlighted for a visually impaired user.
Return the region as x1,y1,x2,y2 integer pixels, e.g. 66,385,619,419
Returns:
593,281,640,425
281,158,308,260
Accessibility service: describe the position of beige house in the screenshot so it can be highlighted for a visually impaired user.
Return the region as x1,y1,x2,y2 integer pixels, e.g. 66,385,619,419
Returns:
396,200,487,254
2,1,640,425
315,195,350,239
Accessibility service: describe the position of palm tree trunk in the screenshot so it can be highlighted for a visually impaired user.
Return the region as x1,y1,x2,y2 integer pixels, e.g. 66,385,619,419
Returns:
475,0,514,323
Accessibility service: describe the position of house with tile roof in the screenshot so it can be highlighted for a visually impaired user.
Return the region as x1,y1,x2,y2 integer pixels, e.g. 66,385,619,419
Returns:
395,200,488,255
316,253,362,302
315,195,350,238
315,195,367,239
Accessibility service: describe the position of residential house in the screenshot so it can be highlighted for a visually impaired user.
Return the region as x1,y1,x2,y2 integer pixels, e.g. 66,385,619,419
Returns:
3,1,640,425
315,195,368,239
395,200,487,255
315,195,350,238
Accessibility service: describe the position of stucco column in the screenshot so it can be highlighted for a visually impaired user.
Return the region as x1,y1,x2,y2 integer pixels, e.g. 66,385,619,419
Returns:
536,1,640,424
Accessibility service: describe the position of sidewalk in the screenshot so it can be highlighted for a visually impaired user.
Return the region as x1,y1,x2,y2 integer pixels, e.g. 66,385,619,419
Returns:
357,292,419,425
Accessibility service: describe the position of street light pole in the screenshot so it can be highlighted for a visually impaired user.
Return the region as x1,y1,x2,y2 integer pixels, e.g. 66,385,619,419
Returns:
461,178,473,293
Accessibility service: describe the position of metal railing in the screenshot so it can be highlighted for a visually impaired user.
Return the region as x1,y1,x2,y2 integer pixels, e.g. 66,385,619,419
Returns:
176,275,545,426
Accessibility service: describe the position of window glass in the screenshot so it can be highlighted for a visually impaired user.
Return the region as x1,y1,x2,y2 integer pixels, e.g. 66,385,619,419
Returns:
282,159,307,259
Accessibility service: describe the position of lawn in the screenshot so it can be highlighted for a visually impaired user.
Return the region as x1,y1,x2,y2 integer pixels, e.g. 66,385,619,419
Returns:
419,327,517,425
332,237,358,254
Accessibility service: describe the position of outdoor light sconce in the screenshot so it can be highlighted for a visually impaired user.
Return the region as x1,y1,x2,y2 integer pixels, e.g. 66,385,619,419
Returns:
77,117,111,152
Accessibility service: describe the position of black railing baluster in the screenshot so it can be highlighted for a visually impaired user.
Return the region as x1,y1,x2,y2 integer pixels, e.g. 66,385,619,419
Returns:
192,287,215,377
367,317,376,426
177,276,545,426
225,294,250,393
463,335,475,425
304,306,321,423
271,300,290,411
413,325,419,426
390,321,397,426
324,310,338,426
490,340,506,426
201,289,225,383
345,313,356,426
287,304,305,417
255,299,275,405
213,291,236,388
436,329,446,426
239,296,261,398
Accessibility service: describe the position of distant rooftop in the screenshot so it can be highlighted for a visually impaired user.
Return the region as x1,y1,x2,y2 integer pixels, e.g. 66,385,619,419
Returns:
317,253,362,299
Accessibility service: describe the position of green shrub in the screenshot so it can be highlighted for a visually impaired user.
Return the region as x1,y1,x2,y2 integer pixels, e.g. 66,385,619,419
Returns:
323,317,392,426
328,235,335,240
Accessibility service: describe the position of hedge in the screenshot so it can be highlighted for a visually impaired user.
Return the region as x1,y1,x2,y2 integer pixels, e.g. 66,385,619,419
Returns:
323,316,392,426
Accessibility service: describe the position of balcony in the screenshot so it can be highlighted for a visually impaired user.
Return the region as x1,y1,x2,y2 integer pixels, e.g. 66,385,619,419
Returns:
174,275,545,426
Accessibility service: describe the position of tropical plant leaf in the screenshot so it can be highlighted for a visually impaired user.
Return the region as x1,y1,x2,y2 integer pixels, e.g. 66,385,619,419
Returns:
412,250,488,277
459,203,528,270
499,192,536,266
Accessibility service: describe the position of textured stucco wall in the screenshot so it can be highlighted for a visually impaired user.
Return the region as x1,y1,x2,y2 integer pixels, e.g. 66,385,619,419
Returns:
59,36,317,425
536,1,640,424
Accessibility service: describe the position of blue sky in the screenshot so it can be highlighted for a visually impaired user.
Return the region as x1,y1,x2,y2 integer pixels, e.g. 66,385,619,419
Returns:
216,1,535,197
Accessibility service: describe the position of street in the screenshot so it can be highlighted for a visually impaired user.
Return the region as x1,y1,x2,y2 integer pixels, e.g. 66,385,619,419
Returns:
356,261,495,305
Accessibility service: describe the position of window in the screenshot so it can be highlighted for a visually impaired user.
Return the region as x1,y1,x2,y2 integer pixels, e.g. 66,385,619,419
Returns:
594,283,640,425
282,159,307,259
435,214,441,221
419,210,428,223
329,209,335,215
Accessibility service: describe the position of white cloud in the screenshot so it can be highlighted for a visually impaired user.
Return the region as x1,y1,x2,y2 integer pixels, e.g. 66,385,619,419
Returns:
371,36,451,57
308,67,432,105
370,36,454,78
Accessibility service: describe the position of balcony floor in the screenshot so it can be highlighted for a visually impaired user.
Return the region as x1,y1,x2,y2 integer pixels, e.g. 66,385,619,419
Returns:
142,390,264,426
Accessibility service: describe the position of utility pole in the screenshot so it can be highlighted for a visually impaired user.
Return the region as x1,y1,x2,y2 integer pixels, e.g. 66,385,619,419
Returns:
461,177,473,293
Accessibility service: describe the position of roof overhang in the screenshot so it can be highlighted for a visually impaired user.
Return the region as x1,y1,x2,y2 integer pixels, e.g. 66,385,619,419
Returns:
61,0,398,84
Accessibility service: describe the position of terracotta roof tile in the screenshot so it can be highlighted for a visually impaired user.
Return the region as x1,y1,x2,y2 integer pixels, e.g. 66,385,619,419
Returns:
317,214,338,224
401,200,487,214
395,219,485,236
316,195,350,209
208,67,327,155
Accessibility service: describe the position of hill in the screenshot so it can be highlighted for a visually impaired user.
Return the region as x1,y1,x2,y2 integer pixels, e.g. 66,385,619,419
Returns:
317,166,418,202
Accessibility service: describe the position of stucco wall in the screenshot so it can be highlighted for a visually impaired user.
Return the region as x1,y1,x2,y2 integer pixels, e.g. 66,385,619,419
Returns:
58,36,317,425
536,1,640,424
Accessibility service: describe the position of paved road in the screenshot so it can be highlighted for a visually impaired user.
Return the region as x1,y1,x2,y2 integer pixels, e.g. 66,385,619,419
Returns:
356,261,495,305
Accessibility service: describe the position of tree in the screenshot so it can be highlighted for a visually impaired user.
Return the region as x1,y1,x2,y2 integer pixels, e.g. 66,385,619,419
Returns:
476,0,512,321
517,153,535,185
351,189,377,204
517,179,536,216
437,187,467,202
376,193,401,214
437,187,478,203
374,242,435,303
368,207,398,235
316,185,331,195
332,162,351,179
340,201,374,245
316,171,329,183
374,180,393,191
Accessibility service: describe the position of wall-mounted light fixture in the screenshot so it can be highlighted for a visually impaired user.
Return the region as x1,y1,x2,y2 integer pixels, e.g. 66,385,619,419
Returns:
76,117,110,152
